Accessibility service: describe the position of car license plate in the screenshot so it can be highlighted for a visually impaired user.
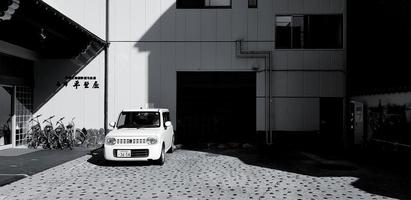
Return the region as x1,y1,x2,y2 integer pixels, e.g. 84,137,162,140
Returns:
117,150,131,158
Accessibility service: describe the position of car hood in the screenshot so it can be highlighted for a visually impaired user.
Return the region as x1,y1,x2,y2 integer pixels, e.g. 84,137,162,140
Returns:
107,128,161,137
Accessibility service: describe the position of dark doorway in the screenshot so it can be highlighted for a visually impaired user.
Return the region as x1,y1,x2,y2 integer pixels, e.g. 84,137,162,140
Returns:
320,98,344,150
0,86,13,146
177,72,256,145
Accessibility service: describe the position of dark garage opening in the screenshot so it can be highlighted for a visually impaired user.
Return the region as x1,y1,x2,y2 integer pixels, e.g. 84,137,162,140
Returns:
320,97,344,151
177,72,256,145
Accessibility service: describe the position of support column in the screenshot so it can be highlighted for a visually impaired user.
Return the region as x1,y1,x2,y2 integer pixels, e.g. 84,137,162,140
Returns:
11,86,16,148
104,0,110,134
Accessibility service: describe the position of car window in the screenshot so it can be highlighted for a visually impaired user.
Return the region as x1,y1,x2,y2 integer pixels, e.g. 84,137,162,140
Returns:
163,112,170,127
117,112,160,129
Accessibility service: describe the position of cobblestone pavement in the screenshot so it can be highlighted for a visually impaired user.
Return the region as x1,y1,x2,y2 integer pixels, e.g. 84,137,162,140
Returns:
0,149,397,200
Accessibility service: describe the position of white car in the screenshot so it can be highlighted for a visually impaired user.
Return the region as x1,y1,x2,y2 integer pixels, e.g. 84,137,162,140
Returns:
104,108,175,165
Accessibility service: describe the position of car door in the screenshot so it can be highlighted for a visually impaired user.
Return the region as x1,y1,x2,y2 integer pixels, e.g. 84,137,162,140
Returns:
162,112,172,149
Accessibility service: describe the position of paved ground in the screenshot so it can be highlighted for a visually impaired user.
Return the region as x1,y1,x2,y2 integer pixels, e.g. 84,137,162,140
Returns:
0,147,90,186
0,148,405,200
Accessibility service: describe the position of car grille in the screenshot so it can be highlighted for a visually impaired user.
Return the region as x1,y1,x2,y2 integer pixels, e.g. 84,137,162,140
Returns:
116,138,146,144
113,149,149,158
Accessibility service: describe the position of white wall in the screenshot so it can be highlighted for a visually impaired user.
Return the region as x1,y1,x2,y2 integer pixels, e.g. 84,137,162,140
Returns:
42,0,106,39
41,0,346,132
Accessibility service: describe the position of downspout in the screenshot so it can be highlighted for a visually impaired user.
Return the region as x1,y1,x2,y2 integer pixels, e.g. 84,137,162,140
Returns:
104,0,109,134
236,40,273,145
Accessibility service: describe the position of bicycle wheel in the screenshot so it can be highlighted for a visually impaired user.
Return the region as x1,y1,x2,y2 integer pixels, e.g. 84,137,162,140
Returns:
25,130,34,148
52,136,60,149
67,138,73,150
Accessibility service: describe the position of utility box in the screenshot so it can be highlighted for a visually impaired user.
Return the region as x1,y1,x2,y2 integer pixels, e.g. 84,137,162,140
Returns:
406,103,411,124
350,101,365,145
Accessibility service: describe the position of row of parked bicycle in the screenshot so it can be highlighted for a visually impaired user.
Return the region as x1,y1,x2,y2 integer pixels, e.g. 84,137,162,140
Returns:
25,114,100,150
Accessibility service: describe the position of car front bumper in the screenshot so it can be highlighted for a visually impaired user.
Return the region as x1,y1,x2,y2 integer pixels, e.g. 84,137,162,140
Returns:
104,144,162,161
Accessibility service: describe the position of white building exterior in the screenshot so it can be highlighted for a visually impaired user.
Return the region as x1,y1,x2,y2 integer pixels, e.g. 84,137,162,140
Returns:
32,0,346,143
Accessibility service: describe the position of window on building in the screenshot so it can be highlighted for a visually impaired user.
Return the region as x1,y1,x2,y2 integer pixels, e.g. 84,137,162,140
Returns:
177,0,231,9
275,15,343,49
248,0,257,8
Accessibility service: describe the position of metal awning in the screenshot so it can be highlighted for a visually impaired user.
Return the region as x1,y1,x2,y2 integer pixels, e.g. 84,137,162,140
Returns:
0,0,107,62
352,86,411,96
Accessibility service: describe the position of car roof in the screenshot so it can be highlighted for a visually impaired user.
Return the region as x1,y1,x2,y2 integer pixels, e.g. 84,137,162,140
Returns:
122,108,169,112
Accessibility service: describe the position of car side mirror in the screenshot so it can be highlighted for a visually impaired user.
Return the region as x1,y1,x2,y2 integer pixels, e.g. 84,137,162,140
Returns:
165,121,172,128
109,122,116,128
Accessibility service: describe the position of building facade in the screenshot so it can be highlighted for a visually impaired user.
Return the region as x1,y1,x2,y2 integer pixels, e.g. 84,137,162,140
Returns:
0,0,106,150
1,0,346,148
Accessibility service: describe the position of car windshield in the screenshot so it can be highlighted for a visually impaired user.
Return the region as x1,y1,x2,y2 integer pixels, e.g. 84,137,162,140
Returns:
117,112,160,129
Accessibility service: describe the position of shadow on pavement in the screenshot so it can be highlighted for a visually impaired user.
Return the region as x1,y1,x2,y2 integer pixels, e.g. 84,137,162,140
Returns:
0,147,91,186
183,144,411,200
84,142,411,199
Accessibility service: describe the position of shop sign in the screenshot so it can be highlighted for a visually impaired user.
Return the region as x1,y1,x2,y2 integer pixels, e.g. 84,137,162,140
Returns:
56,76,99,89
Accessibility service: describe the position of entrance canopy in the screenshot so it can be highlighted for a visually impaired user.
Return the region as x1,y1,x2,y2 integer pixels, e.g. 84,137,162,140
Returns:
0,0,107,60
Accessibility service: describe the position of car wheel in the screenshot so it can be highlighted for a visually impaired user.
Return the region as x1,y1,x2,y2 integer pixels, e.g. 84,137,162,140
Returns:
156,145,165,165
167,135,175,153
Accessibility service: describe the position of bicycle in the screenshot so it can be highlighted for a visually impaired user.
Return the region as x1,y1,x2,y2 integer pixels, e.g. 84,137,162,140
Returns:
55,117,72,150
26,114,43,149
74,127,88,147
43,115,57,149
66,117,77,148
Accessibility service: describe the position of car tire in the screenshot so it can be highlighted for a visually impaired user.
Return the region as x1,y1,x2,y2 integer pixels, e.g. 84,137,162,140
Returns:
155,145,165,165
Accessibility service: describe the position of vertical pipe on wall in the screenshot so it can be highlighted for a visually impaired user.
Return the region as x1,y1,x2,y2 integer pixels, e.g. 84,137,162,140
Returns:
268,53,272,144
104,0,109,134
235,40,273,145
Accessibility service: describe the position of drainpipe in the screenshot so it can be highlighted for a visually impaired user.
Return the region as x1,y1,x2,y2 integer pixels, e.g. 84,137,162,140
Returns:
104,0,109,134
236,40,273,145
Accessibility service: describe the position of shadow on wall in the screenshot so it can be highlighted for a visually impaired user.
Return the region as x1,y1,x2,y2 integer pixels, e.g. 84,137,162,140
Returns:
33,59,84,112
134,3,178,118
133,2,179,130
33,43,104,118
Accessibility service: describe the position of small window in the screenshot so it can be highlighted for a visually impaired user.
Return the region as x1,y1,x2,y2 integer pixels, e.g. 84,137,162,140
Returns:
177,0,231,9
276,15,343,49
248,0,257,8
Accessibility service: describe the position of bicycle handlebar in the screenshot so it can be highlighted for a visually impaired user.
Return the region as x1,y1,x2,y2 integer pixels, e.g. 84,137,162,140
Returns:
29,114,42,123
59,117,65,121
43,115,55,122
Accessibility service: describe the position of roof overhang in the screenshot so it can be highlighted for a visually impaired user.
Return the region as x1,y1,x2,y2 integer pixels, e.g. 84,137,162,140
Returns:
0,0,107,61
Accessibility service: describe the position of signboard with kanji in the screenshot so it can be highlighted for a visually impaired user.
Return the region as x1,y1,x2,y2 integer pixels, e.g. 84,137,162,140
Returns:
56,76,99,89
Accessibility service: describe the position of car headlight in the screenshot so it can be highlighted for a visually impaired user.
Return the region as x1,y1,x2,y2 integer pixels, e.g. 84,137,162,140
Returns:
105,137,116,145
146,137,158,145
